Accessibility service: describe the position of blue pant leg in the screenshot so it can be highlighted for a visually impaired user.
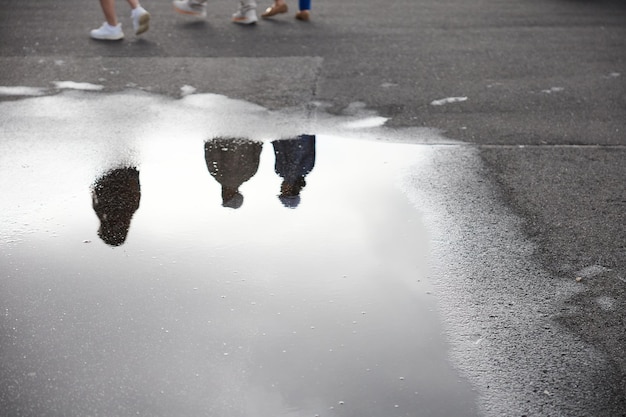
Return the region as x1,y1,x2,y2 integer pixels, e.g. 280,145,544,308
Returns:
299,0,311,10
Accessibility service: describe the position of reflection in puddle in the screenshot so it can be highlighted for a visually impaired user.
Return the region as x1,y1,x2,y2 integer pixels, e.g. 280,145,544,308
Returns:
272,135,316,209
203,135,316,211
92,167,141,246
0,90,476,416
205,137,263,210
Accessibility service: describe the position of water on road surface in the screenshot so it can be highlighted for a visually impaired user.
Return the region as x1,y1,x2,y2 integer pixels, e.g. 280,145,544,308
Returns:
0,90,477,417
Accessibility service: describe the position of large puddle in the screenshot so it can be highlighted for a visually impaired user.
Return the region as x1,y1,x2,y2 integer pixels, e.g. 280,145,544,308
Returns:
0,89,476,416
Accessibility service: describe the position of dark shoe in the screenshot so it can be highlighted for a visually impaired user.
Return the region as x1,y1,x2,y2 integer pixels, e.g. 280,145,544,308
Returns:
295,10,310,21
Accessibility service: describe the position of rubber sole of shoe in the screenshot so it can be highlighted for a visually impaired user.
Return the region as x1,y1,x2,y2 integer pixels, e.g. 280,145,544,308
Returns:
232,17,258,24
90,32,124,41
174,6,207,18
135,13,150,35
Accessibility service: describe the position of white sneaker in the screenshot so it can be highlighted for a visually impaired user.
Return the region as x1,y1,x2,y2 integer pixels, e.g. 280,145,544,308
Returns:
131,6,150,35
173,0,207,17
90,22,124,40
232,2,257,24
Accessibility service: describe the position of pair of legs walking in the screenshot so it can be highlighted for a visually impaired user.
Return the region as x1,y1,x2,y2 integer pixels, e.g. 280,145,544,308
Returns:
91,0,311,40
91,0,150,40
173,0,312,24
173,0,259,24
261,0,311,21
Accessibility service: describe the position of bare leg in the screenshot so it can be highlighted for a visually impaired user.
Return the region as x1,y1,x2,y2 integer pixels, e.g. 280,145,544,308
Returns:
98,0,118,25
126,0,140,9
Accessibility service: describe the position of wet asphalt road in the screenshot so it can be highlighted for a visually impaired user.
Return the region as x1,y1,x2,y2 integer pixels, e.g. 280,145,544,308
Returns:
1,0,626,416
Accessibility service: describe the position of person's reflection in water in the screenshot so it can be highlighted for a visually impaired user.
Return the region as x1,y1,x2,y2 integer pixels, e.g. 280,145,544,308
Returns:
272,134,316,208
91,167,141,246
204,137,262,209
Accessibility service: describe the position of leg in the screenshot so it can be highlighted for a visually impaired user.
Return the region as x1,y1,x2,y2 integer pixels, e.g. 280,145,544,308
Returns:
98,0,118,25
241,0,257,9
91,0,124,39
295,0,310,20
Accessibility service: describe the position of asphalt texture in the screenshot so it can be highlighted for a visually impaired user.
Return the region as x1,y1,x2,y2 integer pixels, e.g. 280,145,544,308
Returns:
1,0,626,415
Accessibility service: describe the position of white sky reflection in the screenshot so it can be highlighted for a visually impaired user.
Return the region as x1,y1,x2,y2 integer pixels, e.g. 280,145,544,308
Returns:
0,88,475,417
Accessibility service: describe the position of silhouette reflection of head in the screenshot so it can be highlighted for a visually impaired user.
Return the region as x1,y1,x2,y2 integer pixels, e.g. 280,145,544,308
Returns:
272,134,316,209
91,167,141,246
204,137,262,209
